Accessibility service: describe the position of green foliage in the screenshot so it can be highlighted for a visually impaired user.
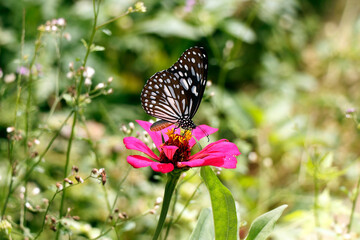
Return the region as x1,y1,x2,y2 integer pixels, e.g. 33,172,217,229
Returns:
201,166,237,240
0,220,12,240
245,205,287,240
1,0,360,239
189,208,214,240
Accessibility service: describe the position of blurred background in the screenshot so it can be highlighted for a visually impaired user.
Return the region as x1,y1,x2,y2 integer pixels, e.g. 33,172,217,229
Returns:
1,0,360,239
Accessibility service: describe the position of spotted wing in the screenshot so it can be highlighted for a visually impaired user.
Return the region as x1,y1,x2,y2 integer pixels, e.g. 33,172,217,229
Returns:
140,46,208,128
167,46,208,119
141,70,184,123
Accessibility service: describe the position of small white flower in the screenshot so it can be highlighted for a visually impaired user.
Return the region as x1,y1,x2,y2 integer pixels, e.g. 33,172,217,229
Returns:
91,168,99,176
134,2,146,12
6,126,15,133
121,125,128,132
263,157,273,167
66,72,73,79
56,183,63,191
248,152,258,163
57,18,66,26
84,78,92,86
4,73,16,83
95,83,105,90
106,88,113,94
107,77,113,83
83,66,95,78
98,168,105,174
68,62,74,70
63,32,71,41
155,197,163,205
32,187,41,195
129,122,135,129
45,25,51,32
75,176,84,183
34,139,40,145
25,202,32,209
51,25,58,32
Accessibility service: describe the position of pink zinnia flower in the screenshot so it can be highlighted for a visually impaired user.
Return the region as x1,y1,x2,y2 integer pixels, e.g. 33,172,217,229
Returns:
123,120,241,173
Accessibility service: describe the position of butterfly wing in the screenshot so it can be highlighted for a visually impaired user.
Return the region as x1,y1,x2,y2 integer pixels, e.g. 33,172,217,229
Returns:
167,47,208,119
141,70,183,123
140,46,208,131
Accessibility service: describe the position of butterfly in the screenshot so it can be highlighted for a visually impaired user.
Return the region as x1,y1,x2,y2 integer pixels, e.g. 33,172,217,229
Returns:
141,46,208,131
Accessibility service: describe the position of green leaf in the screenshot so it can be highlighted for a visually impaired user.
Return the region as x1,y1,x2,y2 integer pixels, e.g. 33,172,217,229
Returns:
102,29,112,36
63,94,74,107
136,12,202,40
90,44,105,52
189,208,214,240
0,220,12,240
80,38,88,49
221,20,256,43
245,205,287,240
200,166,237,240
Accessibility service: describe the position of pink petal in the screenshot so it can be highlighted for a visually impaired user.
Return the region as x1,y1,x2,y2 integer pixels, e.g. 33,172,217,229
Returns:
190,139,240,160
123,137,159,160
161,145,178,160
127,155,174,173
136,120,163,151
180,155,238,169
190,125,218,147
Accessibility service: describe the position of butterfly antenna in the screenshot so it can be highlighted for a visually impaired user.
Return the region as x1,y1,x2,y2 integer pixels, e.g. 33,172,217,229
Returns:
197,125,209,142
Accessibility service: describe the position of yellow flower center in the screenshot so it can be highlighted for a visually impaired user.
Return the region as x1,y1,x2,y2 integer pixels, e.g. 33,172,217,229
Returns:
159,129,192,166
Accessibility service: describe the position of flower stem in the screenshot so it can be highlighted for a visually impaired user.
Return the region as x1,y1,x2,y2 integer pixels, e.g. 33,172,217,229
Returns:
55,1,100,238
313,160,320,240
152,172,181,240
348,172,360,232
95,10,130,30
55,110,77,240
34,190,59,240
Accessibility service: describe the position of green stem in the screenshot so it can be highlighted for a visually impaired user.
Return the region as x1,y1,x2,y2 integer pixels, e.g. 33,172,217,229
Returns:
10,110,74,194
76,0,101,100
152,172,181,240
91,227,113,240
79,113,112,213
55,1,101,238
14,8,26,129
111,166,131,212
172,181,202,225
35,175,91,239
55,110,77,240
1,141,15,218
348,172,360,232
313,163,320,240
34,190,59,240
43,30,64,125
95,10,130,30
24,31,43,150
163,184,179,240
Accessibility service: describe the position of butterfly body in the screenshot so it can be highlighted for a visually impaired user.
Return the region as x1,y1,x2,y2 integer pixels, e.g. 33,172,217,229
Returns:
141,47,208,131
